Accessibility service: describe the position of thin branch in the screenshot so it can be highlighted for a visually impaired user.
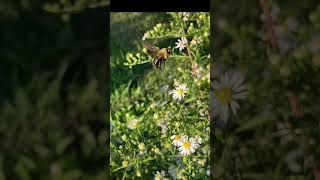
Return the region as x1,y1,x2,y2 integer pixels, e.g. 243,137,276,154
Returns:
260,1,304,119
145,34,180,39
287,91,303,118
260,0,278,52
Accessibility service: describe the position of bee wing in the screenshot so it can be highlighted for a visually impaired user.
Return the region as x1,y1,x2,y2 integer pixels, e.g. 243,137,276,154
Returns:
145,43,159,53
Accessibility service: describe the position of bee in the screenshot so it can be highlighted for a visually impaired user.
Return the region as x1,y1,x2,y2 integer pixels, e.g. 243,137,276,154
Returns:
145,44,172,69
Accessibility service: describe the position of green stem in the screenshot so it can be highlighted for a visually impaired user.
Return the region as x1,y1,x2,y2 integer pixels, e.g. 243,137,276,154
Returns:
146,34,180,39
112,157,157,173
180,19,195,67
122,169,127,180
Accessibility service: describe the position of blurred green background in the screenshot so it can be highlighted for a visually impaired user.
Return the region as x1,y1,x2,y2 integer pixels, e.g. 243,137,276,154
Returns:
110,12,168,92
0,1,108,179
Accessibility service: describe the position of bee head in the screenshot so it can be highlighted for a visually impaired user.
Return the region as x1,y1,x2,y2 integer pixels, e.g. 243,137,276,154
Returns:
167,47,172,54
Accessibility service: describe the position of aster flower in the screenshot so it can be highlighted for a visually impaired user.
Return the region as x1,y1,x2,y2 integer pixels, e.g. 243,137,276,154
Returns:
285,149,303,173
212,69,248,124
122,160,129,168
178,136,199,156
198,159,206,167
138,143,145,151
168,165,184,179
160,124,168,135
157,119,169,135
154,171,166,180
169,83,188,101
191,63,202,79
170,135,183,147
194,135,203,144
182,12,190,21
190,36,199,46
274,25,296,54
127,119,139,130
175,37,188,51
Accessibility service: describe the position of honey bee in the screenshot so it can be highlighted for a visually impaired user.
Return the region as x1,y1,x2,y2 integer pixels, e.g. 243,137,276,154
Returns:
145,44,172,69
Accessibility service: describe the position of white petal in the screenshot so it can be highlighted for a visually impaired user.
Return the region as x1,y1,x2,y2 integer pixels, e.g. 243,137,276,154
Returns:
220,106,230,123
230,100,240,115
234,84,247,92
213,81,222,89
233,92,248,99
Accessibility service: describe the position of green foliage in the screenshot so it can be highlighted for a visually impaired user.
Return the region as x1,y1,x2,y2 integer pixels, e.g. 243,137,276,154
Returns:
0,64,106,179
111,12,210,179
123,12,210,68
43,0,109,22
1,1,107,179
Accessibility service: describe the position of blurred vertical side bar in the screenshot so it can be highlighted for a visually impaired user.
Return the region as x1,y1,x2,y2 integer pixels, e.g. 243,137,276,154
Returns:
106,5,111,180
210,0,214,179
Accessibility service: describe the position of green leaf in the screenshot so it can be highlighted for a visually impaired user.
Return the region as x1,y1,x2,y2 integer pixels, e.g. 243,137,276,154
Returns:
234,113,275,134
56,137,74,154
0,156,6,180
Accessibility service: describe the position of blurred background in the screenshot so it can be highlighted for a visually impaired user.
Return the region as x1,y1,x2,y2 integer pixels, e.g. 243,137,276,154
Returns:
213,0,320,179
111,12,167,92
0,0,108,179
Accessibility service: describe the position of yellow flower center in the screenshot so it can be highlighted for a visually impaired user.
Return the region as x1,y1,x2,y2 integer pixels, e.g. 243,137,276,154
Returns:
182,141,191,149
175,136,181,141
215,87,233,105
176,88,184,96
155,175,161,180
122,160,129,167
132,122,137,128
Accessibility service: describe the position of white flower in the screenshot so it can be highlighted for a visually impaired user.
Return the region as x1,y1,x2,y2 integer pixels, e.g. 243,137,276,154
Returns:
191,63,202,79
274,25,296,54
198,159,206,167
182,12,190,21
154,171,166,180
191,39,197,46
178,136,199,156
127,119,139,130
285,149,303,173
160,124,168,134
175,37,188,51
138,143,145,151
170,135,183,147
212,69,248,124
169,84,188,101
142,32,149,41
190,36,199,46
168,165,184,179
157,119,169,135
194,135,203,144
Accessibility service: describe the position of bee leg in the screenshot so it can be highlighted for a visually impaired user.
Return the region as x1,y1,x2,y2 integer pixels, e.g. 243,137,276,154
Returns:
155,59,160,69
153,59,158,68
154,61,158,68
155,60,160,69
